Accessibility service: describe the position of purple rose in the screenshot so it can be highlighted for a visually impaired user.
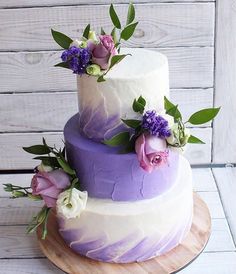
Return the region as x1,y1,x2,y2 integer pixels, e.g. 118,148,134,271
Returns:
89,35,117,70
31,169,70,208
135,133,169,173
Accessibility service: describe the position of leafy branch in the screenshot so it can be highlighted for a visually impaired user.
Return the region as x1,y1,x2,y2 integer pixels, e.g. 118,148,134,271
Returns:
27,207,51,240
109,3,138,53
23,138,77,180
164,96,220,146
3,183,33,198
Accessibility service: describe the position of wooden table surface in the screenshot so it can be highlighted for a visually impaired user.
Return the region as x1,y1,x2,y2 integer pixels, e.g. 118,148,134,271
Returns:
0,167,236,274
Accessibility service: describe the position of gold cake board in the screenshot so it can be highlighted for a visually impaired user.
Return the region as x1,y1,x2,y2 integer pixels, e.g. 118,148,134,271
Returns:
37,192,211,274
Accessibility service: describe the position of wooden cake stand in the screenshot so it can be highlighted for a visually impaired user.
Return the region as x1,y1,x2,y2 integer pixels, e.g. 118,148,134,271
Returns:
37,192,211,274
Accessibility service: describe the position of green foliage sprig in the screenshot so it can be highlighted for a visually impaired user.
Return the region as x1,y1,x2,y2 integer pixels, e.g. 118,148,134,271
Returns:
164,96,220,146
109,3,138,52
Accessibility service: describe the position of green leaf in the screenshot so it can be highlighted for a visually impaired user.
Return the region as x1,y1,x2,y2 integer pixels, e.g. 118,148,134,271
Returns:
23,145,51,155
187,135,205,144
57,158,76,176
41,208,50,240
3,184,13,192
114,42,121,48
164,96,174,111
132,99,145,113
109,4,121,29
120,22,138,41
103,131,130,147
28,194,42,201
126,2,135,25
27,207,47,234
12,190,27,198
33,156,60,167
121,119,141,129
54,62,70,69
101,27,106,35
164,96,182,120
119,141,135,154
166,105,178,118
61,147,66,157
97,75,105,82
137,95,146,107
42,137,47,147
82,24,90,39
110,54,129,69
111,27,118,44
188,107,221,125
51,29,73,49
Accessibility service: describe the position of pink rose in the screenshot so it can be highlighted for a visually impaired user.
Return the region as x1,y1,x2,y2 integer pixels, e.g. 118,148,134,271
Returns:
31,169,70,208
89,35,117,70
135,133,169,173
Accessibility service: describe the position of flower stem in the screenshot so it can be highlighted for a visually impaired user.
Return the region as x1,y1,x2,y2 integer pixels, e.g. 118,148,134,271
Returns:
42,208,51,240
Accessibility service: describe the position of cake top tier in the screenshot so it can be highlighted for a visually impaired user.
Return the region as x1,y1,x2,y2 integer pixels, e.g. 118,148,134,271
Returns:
77,48,170,141
105,48,168,79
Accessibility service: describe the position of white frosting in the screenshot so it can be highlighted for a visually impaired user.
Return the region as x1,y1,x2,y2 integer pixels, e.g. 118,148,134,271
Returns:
57,156,193,262
77,48,169,140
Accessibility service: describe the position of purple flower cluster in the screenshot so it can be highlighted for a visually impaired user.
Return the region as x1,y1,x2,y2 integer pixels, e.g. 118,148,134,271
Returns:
142,110,171,138
61,46,91,75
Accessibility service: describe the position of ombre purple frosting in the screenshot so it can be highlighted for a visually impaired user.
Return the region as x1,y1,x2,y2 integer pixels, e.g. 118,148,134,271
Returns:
64,114,180,201
58,207,193,263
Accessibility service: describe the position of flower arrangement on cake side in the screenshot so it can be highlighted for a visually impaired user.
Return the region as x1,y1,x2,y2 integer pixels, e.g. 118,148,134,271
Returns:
51,3,138,82
4,139,87,239
103,96,220,173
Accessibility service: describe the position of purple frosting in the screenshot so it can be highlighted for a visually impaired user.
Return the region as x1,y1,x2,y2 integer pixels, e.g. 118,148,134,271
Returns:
64,114,180,201
58,211,193,263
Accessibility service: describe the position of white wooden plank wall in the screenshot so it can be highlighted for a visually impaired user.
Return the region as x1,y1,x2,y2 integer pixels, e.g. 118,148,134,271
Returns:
0,1,216,169
213,0,236,164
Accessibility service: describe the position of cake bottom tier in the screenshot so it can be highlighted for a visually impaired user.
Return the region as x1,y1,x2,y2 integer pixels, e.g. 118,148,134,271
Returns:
57,156,193,263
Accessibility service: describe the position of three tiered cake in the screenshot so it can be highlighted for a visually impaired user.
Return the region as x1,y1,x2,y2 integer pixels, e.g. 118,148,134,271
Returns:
4,3,220,266
58,48,193,263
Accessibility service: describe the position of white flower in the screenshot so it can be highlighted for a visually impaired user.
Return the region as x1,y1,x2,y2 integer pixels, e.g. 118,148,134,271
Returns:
166,123,191,153
70,39,87,48
166,123,179,145
37,163,53,172
56,188,88,219
88,30,98,43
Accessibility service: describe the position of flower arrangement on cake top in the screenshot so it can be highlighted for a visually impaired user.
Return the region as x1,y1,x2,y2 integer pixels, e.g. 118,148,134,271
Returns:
103,96,220,173
51,3,138,82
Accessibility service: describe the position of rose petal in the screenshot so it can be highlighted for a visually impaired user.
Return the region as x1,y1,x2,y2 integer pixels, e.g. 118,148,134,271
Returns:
92,56,109,70
47,170,71,190
31,172,53,195
42,195,57,208
38,185,61,199
135,134,151,171
145,135,167,155
87,40,96,52
93,43,109,58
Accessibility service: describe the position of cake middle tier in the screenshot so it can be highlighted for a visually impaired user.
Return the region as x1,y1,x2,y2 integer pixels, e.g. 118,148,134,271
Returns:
77,48,169,141
65,114,180,201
